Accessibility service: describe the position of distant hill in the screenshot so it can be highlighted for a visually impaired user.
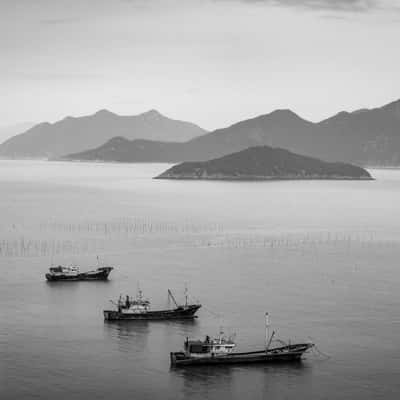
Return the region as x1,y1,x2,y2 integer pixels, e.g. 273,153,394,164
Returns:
155,146,372,180
184,109,318,162
185,99,400,165
65,136,186,163
64,98,400,166
0,110,206,159
0,122,35,145
63,109,319,163
315,99,400,165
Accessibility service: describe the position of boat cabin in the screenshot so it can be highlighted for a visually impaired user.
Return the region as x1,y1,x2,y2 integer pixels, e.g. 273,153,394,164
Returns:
48,265,80,276
118,291,151,314
184,334,236,358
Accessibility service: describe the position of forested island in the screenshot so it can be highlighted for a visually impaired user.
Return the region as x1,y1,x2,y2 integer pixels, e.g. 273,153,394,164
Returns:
155,146,373,181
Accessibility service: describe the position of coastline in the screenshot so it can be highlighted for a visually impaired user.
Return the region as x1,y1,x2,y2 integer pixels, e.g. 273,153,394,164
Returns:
155,174,374,181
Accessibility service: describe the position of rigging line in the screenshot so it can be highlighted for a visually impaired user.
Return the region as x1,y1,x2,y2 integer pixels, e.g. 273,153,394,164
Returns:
307,337,331,360
186,293,223,318
312,344,331,360
200,303,224,319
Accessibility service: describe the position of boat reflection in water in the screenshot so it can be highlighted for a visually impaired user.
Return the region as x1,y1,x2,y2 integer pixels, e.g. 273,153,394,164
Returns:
173,357,310,399
104,318,199,361
104,319,152,353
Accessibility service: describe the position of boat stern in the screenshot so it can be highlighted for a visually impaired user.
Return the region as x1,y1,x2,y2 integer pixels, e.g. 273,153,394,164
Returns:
45,273,55,281
170,352,188,367
103,310,120,320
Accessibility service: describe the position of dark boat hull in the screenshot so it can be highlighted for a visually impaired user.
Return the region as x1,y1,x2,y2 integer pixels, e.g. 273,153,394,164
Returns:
104,304,201,321
46,267,113,282
170,344,313,367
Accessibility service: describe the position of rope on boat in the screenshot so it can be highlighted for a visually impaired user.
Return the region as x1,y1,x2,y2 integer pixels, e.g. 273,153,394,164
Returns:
308,337,331,360
188,294,224,319
201,304,224,319
311,345,331,360
271,339,288,347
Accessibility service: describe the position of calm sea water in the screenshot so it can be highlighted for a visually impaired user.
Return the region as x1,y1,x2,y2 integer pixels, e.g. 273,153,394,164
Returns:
1,160,400,399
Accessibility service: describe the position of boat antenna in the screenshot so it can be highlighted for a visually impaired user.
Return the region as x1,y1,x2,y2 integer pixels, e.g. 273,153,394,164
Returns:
265,312,270,351
184,283,188,307
137,282,142,300
219,327,224,344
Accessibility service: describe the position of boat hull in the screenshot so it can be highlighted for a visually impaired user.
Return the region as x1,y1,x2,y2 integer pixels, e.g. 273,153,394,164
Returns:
104,304,201,321
170,344,313,367
46,267,113,282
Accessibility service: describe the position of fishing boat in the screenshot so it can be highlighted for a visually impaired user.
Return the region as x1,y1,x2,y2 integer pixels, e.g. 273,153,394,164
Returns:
103,288,201,321
45,265,113,281
170,313,314,367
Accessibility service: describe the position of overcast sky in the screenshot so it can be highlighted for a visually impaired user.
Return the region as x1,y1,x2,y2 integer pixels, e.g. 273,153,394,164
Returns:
1,0,400,129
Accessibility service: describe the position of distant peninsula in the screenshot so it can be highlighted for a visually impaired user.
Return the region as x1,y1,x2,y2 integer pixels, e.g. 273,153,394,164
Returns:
155,146,373,181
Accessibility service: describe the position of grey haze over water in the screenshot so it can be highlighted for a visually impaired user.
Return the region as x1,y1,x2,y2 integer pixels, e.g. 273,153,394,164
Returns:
1,161,400,399
2,0,400,129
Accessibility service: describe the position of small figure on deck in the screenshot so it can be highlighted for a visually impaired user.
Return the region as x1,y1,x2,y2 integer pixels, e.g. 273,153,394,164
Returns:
125,295,130,309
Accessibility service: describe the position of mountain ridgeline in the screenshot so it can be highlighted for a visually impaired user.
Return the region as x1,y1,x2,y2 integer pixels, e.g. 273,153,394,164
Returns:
0,110,206,158
155,146,372,181
63,98,400,166
2,98,400,166
0,122,35,145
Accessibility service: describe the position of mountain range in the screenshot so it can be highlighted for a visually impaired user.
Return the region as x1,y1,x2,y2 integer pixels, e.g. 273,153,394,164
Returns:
0,110,206,158
156,146,372,180
1,98,400,166
63,98,400,166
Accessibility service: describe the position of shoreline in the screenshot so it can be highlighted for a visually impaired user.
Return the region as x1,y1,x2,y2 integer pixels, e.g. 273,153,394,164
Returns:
155,174,374,181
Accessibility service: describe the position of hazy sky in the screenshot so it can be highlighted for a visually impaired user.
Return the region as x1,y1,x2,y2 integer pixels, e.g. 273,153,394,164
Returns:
2,0,400,130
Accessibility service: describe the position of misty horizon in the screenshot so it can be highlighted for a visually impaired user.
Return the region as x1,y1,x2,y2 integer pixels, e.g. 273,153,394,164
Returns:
2,0,400,130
